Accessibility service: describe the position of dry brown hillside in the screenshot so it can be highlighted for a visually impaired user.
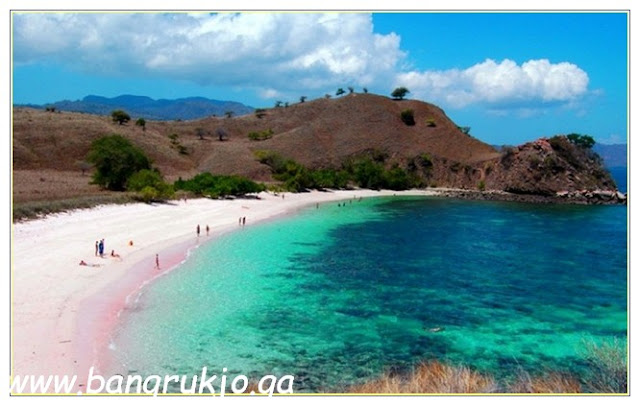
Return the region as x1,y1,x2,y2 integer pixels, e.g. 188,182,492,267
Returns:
13,93,616,204
13,94,499,200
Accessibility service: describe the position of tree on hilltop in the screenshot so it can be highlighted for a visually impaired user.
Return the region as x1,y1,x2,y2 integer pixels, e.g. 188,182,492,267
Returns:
135,118,146,131
111,109,131,125
567,133,596,149
216,127,228,142
391,87,410,100
336,88,346,96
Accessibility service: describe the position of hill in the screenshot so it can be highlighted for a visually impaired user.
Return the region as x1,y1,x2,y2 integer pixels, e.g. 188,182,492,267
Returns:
19,95,254,121
12,93,618,204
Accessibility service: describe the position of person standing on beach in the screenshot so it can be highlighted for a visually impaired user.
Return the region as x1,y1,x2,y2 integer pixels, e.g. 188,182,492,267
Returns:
155,254,160,270
242,217,246,226
206,225,210,236
239,217,242,226
98,239,104,256
95,241,99,256
197,224,200,237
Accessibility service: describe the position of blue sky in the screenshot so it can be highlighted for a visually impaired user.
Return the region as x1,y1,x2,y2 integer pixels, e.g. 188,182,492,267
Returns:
12,12,628,145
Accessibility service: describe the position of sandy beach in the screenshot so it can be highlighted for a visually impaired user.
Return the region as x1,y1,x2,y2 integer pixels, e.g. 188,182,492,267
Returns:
11,189,438,391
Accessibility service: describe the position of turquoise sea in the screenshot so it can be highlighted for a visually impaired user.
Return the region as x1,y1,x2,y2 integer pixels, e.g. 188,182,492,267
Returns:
108,196,627,391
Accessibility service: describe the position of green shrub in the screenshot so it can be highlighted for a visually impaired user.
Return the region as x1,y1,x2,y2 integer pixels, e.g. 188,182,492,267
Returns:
426,118,437,127
400,109,415,126
127,169,164,191
248,129,274,141
127,169,174,200
174,173,265,198
256,151,418,192
177,145,189,155
87,134,151,191
419,153,433,169
311,169,350,189
477,180,486,191
384,165,413,190
139,186,159,203
352,158,386,189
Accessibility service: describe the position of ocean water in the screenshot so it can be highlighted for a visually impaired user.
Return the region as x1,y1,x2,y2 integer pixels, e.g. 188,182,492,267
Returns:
609,166,627,193
108,196,627,392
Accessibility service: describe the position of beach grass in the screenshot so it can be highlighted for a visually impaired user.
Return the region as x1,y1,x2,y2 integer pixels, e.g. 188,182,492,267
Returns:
347,339,626,394
348,361,497,394
13,193,138,221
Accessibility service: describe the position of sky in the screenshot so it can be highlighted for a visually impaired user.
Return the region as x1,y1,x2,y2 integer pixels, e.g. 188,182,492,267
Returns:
11,11,628,145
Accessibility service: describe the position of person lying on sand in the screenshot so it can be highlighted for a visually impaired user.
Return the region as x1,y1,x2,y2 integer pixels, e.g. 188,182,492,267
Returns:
110,250,122,261
79,260,102,267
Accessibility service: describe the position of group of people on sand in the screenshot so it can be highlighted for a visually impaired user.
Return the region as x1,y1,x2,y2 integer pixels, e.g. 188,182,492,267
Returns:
95,239,105,257
238,217,247,227
81,238,122,267
196,224,211,236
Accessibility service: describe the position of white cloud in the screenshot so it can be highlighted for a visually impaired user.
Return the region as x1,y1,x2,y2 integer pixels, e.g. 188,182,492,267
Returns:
395,58,589,109
13,13,591,112
13,12,404,98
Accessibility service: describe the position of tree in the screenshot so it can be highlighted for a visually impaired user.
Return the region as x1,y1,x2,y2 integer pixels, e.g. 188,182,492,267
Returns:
86,134,151,191
348,86,354,94
216,127,228,141
567,133,596,149
274,101,283,108
196,127,206,140
135,118,146,131
255,109,267,119
224,111,234,118
391,87,410,100
336,88,346,96
111,110,131,125
363,87,368,94
458,126,471,135
300,96,307,103
75,160,92,176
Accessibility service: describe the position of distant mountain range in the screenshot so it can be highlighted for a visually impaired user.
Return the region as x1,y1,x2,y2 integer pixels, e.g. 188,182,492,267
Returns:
593,143,627,168
17,94,254,121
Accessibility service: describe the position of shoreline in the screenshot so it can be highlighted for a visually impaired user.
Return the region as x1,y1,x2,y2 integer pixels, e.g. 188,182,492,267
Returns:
11,189,439,392
11,186,626,392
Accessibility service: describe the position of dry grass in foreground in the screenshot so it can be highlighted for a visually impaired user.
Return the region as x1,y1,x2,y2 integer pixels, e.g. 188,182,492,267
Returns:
348,339,627,394
349,361,496,393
